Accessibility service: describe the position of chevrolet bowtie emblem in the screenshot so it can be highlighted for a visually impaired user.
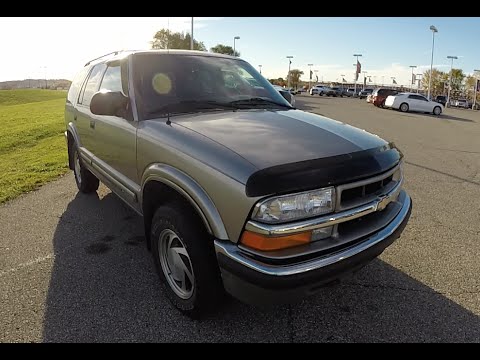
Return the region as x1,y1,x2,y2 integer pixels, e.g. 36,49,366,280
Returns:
377,194,391,211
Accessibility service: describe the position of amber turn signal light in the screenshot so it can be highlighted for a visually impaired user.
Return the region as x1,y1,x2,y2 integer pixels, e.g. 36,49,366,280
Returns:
240,230,311,251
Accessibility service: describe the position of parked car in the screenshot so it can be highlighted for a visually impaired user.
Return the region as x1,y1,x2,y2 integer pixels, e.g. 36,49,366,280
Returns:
454,99,469,108
345,88,356,97
434,95,447,107
273,85,296,106
366,94,373,103
384,92,443,115
310,85,335,96
65,50,412,317
359,88,374,99
372,88,398,107
331,87,345,97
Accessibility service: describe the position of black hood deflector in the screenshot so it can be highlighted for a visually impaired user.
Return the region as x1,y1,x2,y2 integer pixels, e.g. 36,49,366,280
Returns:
245,143,402,197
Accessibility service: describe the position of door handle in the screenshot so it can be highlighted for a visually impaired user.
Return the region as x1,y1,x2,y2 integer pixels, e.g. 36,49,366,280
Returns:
74,114,77,121
90,120,95,129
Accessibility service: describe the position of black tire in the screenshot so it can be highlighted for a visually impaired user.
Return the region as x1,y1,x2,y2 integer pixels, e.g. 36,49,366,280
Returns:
433,106,442,116
399,103,409,112
151,203,225,318
72,144,99,193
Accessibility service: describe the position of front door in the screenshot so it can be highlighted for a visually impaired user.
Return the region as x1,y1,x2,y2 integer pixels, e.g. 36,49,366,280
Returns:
90,60,139,204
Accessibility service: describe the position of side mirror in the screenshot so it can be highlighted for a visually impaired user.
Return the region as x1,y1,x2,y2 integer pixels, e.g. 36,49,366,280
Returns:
90,91,128,116
279,90,293,105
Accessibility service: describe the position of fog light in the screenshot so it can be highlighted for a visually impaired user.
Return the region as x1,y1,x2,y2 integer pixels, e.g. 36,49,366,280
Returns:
311,226,333,241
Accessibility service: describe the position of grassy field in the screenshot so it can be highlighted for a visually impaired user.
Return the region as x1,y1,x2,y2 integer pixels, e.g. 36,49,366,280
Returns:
0,89,69,204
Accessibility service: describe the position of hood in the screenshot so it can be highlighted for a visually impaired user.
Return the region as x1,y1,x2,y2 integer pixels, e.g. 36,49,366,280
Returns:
172,109,402,196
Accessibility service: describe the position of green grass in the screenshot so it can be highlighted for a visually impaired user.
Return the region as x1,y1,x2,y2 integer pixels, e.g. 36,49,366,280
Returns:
0,89,69,203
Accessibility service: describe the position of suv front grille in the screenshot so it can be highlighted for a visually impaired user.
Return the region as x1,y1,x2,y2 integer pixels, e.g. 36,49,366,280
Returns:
336,164,402,211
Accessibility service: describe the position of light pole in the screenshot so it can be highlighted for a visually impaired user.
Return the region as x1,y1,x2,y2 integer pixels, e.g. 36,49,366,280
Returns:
409,65,417,92
446,55,458,107
191,17,194,50
233,36,240,57
362,71,367,90
341,74,345,90
427,25,438,100
308,63,313,90
353,54,362,94
473,69,480,110
416,74,423,93
286,56,293,88
391,77,396,87
258,65,262,74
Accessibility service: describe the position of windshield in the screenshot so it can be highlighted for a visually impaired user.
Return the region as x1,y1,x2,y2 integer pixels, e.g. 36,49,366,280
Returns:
132,53,292,120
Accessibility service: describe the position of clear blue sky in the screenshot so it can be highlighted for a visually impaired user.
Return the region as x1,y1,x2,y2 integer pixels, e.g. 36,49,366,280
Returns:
1,17,479,86
194,17,480,86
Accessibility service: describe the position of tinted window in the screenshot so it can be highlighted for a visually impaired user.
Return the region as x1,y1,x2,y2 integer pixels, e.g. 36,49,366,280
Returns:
132,54,290,120
67,66,90,104
100,65,124,93
78,63,106,106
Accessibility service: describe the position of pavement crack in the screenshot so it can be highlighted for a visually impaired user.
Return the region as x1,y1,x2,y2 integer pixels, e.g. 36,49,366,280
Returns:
0,253,55,278
342,281,440,295
342,281,480,297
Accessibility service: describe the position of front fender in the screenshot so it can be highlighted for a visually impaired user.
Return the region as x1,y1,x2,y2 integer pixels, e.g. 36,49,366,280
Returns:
141,163,229,240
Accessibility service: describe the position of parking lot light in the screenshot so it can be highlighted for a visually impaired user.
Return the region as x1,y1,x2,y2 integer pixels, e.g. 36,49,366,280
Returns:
427,25,438,100
233,36,240,57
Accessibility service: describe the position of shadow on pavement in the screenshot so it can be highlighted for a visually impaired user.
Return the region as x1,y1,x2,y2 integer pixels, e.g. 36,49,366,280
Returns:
42,192,480,342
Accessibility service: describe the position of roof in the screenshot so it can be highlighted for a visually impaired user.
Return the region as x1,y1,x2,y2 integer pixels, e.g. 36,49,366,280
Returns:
85,49,238,67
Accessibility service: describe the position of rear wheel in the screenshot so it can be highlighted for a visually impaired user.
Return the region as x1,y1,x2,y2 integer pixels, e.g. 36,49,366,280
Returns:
399,103,409,112
433,106,442,116
72,145,99,193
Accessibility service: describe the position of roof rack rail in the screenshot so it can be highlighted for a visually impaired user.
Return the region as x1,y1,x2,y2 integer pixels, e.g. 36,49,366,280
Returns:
84,50,125,67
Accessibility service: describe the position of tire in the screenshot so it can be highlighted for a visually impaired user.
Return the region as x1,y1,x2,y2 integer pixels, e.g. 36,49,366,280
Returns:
433,106,442,116
72,144,99,193
151,203,225,318
381,100,386,108
399,103,409,112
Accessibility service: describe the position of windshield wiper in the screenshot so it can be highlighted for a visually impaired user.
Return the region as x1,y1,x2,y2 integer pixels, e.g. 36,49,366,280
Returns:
228,97,294,109
147,100,237,117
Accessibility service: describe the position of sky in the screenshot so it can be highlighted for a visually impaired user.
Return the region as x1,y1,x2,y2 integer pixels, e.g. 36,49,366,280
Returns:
1,17,480,87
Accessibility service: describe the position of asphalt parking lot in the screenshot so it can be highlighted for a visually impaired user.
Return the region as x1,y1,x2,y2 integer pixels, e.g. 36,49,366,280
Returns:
1,95,479,342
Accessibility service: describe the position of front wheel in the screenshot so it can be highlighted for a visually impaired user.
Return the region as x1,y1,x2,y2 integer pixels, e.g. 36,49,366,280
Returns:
72,145,99,193
399,103,409,112
151,203,225,318
433,106,442,116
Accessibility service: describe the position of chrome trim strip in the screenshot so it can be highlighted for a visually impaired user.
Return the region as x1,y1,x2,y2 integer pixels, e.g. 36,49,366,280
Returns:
214,192,410,277
245,179,403,236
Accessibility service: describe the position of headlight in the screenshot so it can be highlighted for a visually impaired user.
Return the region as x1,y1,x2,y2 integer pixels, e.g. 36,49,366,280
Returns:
252,187,335,224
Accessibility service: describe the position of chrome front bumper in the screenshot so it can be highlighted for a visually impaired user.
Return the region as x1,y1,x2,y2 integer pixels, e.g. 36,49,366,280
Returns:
214,191,412,305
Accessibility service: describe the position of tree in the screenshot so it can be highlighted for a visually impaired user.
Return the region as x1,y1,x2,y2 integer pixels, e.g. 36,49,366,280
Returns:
422,68,447,97
288,69,304,89
269,78,286,87
210,44,239,57
151,29,206,51
464,75,480,103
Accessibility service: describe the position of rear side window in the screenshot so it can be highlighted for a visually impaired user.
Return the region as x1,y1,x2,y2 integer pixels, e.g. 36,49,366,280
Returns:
78,63,107,106
67,67,90,104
